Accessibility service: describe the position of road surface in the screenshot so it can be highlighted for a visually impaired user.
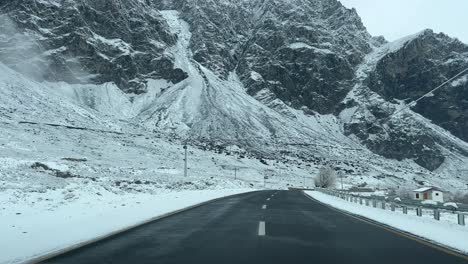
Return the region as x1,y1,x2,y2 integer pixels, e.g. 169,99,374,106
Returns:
42,190,467,264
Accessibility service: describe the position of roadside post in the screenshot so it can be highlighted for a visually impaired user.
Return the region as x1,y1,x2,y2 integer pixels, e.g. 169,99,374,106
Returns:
458,213,465,226
416,207,422,217
434,209,440,221
403,206,408,214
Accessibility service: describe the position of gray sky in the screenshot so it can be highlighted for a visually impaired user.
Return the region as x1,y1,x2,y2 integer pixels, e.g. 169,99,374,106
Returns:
339,0,468,44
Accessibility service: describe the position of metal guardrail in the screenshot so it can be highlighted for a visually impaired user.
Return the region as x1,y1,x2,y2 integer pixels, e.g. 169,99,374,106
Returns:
316,188,467,226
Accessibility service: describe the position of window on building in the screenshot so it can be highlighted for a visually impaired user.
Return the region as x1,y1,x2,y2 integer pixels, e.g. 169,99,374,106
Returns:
416,193,419,199
435,193,439,196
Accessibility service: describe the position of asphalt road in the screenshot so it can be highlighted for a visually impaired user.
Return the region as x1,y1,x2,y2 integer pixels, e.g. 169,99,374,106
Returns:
42,190,467,264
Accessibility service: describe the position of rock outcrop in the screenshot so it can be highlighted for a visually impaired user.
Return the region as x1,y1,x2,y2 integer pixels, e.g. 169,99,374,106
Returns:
368,30,468,142
0,0,187,94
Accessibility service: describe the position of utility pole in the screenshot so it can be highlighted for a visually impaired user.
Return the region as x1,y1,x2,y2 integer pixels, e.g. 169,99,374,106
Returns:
340,171,344,190
183,143,188,177
275,137,280,177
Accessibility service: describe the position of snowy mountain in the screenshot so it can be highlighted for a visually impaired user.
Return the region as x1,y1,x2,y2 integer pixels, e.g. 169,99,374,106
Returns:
341,30,468,171
1,0,468,191
0,0,186,93
368,30,468,143
155,0,375,114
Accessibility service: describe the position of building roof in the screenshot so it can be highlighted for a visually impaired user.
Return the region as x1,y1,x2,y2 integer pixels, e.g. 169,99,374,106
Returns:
413,186,442,193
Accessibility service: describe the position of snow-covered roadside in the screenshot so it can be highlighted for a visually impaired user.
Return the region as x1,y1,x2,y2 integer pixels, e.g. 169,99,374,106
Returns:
304,191,468,254
0,189,254,264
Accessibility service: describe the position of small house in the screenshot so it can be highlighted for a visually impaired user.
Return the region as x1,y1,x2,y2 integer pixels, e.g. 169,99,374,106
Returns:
413,187,444,203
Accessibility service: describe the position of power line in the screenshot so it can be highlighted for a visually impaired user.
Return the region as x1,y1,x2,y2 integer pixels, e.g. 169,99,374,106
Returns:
389,67,468,120
333,66,468,157
353,66,468,137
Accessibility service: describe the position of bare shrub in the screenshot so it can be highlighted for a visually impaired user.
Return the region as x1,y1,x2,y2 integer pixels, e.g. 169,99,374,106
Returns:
450,192,468,204
314,166,336,188
395,186,413,200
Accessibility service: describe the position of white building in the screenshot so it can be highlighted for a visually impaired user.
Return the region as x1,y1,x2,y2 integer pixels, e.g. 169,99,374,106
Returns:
413,187,444,203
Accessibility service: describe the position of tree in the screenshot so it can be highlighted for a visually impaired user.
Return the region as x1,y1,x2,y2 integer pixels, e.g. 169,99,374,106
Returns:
314,166,336,188
395,186,413,200
450,192,468,203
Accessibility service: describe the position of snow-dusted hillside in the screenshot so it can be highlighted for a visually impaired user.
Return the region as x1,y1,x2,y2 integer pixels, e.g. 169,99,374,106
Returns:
1,0,468,200
340,31,468,172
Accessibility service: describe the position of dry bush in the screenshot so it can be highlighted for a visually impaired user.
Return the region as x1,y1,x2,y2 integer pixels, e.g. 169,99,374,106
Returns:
314,166,336,188
450,192,468,204
395,186,413,200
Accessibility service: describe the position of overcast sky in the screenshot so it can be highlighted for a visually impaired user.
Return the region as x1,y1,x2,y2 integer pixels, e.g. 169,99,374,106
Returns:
339,0,468,44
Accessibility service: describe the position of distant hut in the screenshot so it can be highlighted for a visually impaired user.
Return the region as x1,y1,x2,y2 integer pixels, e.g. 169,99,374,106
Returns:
412,187,444,203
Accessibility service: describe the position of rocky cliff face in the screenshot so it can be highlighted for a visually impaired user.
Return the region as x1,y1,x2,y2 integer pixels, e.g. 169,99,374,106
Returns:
368,30,468,142
156,0,375,114
339,30,468,171
0,0,187,94
1,0,468,174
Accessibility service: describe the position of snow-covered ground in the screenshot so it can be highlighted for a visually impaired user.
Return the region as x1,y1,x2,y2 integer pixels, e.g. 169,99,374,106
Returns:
1,8,468,264
0,118,312,264
0,188,254,264
305,191,468,254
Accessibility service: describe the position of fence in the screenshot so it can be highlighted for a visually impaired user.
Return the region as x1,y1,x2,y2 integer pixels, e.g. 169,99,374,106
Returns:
316,188,467,226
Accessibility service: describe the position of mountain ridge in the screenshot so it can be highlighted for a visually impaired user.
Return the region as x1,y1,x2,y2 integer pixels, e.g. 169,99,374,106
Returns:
1,0,467,189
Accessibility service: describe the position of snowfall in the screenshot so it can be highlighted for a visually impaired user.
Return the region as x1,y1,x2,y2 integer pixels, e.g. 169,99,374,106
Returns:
305,191,468,255
1,9,468,264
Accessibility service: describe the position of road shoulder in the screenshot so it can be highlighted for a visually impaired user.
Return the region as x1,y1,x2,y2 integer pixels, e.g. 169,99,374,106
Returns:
3,189,255,264
303,190,468,260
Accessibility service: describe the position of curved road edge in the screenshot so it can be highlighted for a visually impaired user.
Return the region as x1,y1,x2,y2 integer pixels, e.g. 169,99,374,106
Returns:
23,190,258,264
302,190,468,261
